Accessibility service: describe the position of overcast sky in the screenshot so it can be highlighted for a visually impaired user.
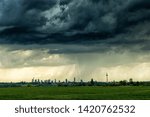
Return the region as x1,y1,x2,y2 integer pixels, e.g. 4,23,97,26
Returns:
0,0,150,82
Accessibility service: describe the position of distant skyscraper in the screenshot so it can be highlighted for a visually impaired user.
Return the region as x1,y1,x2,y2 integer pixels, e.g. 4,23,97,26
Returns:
32,78,34,83
106,73,108,82
65,79,68,83
74,77,76,83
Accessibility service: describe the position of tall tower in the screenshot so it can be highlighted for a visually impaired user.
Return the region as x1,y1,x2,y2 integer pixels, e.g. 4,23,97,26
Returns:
65,79,68,83
74,77,76,83
106,73,108,82
32,77,34,83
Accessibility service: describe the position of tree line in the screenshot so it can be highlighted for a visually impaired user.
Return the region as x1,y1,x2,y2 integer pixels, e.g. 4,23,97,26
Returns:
0,78,150,88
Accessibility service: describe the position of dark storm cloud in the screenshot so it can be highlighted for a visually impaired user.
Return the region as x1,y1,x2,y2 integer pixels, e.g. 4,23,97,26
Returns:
0,0,150,53
23,0,56,10
0,0,56,26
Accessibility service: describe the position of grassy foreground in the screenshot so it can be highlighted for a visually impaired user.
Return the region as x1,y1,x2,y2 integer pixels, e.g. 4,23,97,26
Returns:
0,86,150,100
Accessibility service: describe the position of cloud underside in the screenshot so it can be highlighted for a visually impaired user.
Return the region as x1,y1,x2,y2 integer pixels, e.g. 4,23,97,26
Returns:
0,0,149,53
0,0,150,81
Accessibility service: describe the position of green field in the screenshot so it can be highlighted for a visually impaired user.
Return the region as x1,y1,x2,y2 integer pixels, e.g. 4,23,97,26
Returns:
0,86,150,100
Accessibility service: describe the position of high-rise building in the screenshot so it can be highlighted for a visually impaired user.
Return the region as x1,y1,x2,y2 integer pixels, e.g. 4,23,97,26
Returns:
74,77,76,83
106,73,108,82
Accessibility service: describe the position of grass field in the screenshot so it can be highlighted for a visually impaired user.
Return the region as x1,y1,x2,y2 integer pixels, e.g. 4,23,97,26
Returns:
0,86,150,100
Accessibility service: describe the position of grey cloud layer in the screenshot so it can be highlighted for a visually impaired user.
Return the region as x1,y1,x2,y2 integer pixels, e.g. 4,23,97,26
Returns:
0,0,150,53
0,0,56,26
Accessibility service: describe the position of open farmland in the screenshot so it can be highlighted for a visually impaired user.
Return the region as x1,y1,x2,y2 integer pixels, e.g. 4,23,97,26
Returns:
0,86,150,100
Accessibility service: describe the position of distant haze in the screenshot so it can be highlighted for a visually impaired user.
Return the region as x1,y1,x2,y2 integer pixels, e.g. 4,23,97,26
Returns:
0,0,150,82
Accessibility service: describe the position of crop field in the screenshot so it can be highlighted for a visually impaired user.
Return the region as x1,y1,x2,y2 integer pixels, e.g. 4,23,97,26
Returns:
0,86,150,100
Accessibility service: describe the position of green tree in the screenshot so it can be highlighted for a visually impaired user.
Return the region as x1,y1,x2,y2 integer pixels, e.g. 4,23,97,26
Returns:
129,78,133,85
90,78,94,86
119,80,127,86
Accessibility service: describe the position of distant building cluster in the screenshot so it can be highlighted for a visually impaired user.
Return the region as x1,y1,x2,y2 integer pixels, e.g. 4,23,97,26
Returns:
30,73,110,86
0,74,150,87
31,77,97,86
